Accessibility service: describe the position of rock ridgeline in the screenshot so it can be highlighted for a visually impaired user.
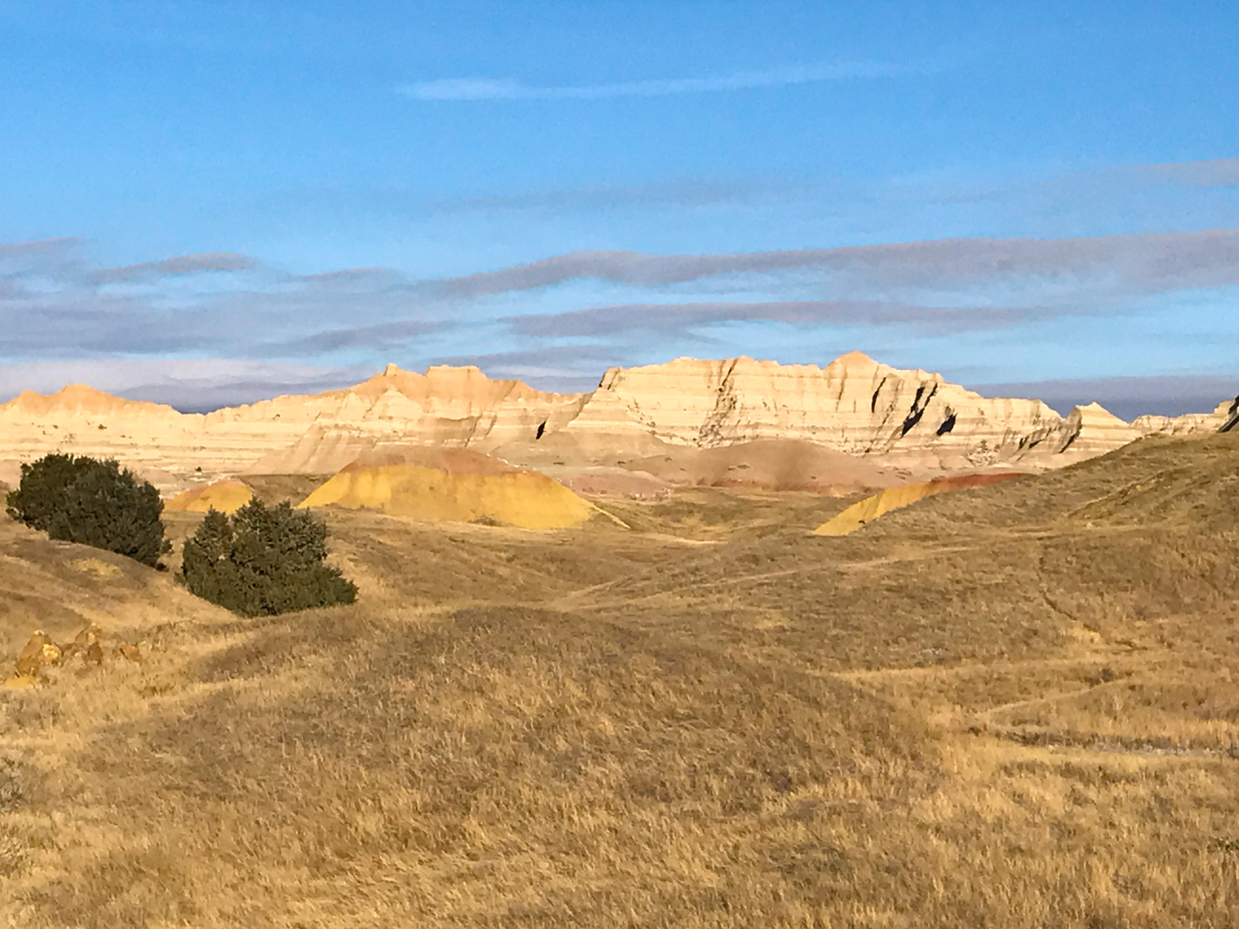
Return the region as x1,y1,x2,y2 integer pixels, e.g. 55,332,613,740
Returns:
0,364,583,489
556,354,1144,470
0,353,1231,492
1132,395,1239,437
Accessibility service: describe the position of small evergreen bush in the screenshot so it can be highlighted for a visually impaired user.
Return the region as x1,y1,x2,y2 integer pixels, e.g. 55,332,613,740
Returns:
182,498,357,615
5,453,170,567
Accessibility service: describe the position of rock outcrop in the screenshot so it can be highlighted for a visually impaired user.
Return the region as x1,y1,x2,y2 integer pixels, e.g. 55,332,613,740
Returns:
7,624,142,686
2,354,1219,491
0,366,586,492
1050,403,1143,460
246,424,380,475
1226,397,1239,434
15,630,62,678
1133,395,1239,437
553,354,1131,472
209,363,585,452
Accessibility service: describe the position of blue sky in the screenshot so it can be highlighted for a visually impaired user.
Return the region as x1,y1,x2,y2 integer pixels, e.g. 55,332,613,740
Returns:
1,1,1237,415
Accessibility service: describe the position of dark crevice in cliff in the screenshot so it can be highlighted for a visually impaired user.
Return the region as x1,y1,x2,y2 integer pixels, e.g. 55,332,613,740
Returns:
870,376,887,414
936,408,957,436
1221,396,1239,433
900,383,938,437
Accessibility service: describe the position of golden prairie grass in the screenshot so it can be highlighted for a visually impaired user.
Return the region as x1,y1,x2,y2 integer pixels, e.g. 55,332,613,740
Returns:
1,433,1238,926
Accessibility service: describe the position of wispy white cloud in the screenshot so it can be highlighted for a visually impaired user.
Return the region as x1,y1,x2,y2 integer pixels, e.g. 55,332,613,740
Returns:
0,237,87,258
506,300,1054,338
1138,158,1239,189
0,242,450,364
93,251,256,284
398,61,909,102
430,179,768,213
5,223,1237,412
435,230,1239,298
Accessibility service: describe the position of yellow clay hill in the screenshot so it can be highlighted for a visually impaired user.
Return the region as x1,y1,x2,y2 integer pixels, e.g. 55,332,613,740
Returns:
164,479,254,514
298,448,596,530
815,471,1029,536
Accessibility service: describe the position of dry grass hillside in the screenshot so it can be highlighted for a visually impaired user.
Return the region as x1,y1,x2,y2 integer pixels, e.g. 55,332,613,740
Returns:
2,433,1238,927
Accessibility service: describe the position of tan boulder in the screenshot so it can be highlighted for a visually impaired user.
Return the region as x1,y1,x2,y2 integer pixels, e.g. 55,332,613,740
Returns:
59,624,102,666
15,631,62,679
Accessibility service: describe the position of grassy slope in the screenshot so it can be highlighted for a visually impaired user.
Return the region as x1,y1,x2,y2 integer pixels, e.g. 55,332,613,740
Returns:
1,434,1238,927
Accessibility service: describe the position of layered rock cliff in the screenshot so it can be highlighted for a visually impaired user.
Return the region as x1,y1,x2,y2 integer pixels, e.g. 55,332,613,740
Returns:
1050,403,1142,460
551,353,1135,471
0,353,1219,493
1132,395,1239,437
0,365,585,490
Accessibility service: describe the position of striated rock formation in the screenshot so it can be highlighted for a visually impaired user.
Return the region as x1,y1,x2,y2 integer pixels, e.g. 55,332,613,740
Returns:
0,366,586,492
246,424,380,475
207,363,585,451
1133,395,1239,437
3,353,1222,492
1051,403,1142,460
0,385,190,482
1,383,180,420
553,354,1131,472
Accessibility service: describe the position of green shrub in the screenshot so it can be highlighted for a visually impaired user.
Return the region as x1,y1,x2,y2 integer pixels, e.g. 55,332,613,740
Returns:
5,453,170,567
182,499,357,615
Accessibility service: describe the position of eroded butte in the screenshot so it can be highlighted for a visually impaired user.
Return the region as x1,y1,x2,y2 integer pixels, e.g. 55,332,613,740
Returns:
1,352,1234,499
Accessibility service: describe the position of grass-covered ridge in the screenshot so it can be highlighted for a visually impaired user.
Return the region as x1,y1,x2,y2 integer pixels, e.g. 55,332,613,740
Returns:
2,432,1238,927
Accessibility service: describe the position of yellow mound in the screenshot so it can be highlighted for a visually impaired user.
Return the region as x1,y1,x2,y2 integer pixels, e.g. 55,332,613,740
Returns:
165,480,254,514
298,450,595,530
815,473,1028,536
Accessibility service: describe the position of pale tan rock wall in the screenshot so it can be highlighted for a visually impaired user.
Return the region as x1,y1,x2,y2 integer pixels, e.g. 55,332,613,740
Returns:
1132,396,1238,436
557,353,1072,470
0,366,586,492
3,355,1215,492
